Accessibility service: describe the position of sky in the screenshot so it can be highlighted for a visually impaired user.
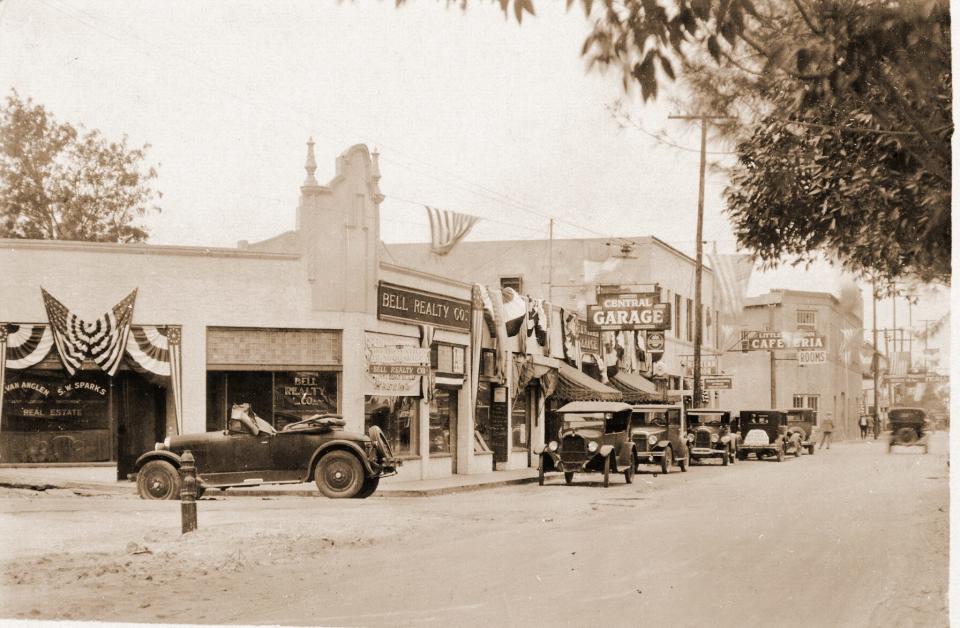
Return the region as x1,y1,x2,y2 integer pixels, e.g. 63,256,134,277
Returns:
0,0,950,370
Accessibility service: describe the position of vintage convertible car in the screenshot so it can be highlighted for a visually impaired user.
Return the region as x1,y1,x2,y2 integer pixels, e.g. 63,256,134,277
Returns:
686,408,740,466
784,407,818,455
737,410,802,461
535,401,637,487
630,404,689,474
887,406,930,454
134,403,399,500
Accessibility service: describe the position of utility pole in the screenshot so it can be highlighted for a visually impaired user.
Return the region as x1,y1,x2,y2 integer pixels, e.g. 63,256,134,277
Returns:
872,279,879,430
668,113,733,408
768,303,777,407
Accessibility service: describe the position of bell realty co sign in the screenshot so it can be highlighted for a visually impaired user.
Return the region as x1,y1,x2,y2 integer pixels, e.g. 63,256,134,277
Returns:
587,291,671,332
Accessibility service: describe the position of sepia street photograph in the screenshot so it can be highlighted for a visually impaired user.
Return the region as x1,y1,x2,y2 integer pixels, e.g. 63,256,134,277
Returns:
0,1,952,626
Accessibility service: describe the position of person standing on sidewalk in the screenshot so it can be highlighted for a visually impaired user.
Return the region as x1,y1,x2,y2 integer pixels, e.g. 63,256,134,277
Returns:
858,414,868,439
819,414,835,449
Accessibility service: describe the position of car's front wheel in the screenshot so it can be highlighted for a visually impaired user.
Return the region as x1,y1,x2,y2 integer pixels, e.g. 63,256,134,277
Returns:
722,450,729,466
776,445,785,462
660,447,672,474
315,451,365,498
564,471,574,485
137,460,181,500
538,460,545,486
602,454,611,488
624,454,635,484
354,476,380,499
729,445,737,464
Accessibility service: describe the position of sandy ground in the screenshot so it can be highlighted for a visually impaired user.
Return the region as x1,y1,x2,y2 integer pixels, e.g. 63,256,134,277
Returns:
0,433,949,627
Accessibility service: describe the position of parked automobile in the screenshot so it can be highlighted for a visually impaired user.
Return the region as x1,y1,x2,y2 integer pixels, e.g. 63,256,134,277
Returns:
784,408,818,455
135,403,399,500
887,406,930,454
630,404,689,473
686,408,740,465
535,401,637,487
736,410,802,461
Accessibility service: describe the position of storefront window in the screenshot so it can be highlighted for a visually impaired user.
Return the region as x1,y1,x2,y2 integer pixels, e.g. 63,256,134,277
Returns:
474,381,492,452
429,388,456,454
1,370,112,463
207,370,339,431
512,388,529,451
365,395,419,457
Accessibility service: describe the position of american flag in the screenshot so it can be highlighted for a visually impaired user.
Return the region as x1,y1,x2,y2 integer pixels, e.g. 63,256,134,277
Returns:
708,253,753,316
42,288,137,376
425,206,479,255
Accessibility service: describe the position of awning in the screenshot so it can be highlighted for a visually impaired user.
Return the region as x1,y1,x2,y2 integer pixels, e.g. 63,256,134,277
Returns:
610,370,662,403
554,362,623,403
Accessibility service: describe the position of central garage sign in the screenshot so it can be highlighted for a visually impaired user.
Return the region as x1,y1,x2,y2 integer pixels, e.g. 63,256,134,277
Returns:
587,292,671,332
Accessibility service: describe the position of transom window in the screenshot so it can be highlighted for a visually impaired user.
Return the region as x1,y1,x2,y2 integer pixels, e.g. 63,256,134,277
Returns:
797,310,817,328
500,276,523,293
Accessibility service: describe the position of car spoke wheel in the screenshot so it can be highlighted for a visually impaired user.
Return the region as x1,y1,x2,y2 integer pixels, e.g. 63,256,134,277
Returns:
794,442,801,457
315,451,365,498
807,445,815,455
137,460,181,500
354,476,380,499
602,454,611,488
730,446,737,464
679,453,688,472
538,460,545,487
660,448,672,474
624,453,635,484
776,445,785,462
564,471,575,485
722,450,729,466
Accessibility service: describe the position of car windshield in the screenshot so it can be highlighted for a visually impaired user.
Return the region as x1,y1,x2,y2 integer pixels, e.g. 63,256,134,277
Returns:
743,413,777,427
633,411,667,427
560,413,605,438
889,409,925,422
690,414,723,426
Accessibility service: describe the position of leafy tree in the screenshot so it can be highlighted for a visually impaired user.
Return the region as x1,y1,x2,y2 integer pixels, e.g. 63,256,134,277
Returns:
423,0,952,284
0,91,160,242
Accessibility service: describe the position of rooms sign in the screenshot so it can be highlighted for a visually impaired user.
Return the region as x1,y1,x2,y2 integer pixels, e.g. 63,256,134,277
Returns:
586,292,671,332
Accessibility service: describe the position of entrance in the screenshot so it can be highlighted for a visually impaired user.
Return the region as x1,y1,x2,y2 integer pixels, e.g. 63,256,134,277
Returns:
116,372,167,480
430,387,458,474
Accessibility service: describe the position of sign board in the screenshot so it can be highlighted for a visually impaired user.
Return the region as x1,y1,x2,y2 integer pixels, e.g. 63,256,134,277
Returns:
377,282,471,332
702,376,733,390
798,350,827,365
740,330,826,352
364,334,431,396
576,319,601,354
587,297,671,331
646,331,665,354
489,393,509,463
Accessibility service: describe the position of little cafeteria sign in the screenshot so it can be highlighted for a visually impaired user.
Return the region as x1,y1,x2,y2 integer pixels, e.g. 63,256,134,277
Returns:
586,293,671,332
740,330,826,351
378,282,471,332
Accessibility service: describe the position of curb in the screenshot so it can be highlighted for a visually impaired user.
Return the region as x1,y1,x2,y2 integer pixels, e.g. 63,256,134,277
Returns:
221,475,540,498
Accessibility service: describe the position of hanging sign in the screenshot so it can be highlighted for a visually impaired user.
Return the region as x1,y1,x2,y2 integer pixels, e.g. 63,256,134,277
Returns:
377,282,471,331
364,334,430,396
740,330,826,351
702,376,733,390
798,350,827,365
587,290,671,331
646,331,665,354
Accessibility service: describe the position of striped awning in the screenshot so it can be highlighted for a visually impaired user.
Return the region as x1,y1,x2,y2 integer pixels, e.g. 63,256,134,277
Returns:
554,362,623,403
610,370,662,403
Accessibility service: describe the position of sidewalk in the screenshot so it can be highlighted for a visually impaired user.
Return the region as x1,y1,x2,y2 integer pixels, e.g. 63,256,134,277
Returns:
0,464,540,498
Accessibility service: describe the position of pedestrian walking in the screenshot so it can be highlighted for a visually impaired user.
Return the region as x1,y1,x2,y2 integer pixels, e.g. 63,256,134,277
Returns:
858,414,868,439
819,414,835,449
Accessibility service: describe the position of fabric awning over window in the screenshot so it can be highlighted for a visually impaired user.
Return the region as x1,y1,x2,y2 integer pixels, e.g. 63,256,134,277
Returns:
610,370,661,403
554,362,623,402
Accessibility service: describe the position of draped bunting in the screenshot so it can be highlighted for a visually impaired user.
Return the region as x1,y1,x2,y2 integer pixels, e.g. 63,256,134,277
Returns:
4,324,54,370
125,325,173,376
469,284,485,417
42,288,137,376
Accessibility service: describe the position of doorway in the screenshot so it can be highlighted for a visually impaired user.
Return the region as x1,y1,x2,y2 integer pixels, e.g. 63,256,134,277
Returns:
116,372,167,480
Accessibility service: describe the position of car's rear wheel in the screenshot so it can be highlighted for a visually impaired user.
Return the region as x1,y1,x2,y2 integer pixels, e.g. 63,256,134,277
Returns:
315,450,365,498
756,451,764,460
678,452,688,472
895,427,918,446
137,460,181,500
660,447,672,474
354,476,380,499
807,445,815,455
602,454,611,488
794,442,801,457
776,445,785,462
564,471,574,485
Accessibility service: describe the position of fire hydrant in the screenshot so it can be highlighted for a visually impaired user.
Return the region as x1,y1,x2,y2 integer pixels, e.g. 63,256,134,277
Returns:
179,450,198,533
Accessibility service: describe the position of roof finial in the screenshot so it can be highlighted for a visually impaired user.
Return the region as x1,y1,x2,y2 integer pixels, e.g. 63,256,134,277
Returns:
303,136,318,186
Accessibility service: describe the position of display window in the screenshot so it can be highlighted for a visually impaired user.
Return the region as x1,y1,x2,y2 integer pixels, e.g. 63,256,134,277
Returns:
512,387,530,451
207,370,339,431
474,381,493,453
429,388,457,454
364,395,419,457
1,370,112,463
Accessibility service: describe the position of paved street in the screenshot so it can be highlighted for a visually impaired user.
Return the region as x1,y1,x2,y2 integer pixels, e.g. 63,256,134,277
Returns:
0,433,948,627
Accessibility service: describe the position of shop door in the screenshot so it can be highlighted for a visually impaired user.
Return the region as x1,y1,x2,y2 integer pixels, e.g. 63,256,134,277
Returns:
116,373,166,481
449,390,458,473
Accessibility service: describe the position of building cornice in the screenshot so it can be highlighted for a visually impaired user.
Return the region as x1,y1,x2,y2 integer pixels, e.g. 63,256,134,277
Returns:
1,238,300,261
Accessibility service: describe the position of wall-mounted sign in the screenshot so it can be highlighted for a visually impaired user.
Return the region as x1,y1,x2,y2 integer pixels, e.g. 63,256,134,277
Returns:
364,333,430,396
274,371,339,415
646,331,665,354
587,294,671,331
798,350,827,365
377,282,471,332
702,376,733,390
575,319,601,353
740,330,826,351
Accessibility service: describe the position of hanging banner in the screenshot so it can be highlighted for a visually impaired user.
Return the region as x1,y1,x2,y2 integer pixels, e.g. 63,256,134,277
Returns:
364,333,430,396
42,288,137,376
4,324,54,370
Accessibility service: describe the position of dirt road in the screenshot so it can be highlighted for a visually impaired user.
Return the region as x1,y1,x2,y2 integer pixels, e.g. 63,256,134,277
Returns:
0,434,948,627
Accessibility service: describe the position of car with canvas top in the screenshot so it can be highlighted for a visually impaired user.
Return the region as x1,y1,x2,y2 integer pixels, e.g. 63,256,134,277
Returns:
630,403,689,474
736,409,802,462
686,408,740,465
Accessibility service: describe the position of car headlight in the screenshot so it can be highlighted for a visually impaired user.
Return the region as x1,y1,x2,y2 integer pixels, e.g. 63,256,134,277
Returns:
711,433,720,443
686,433,694,442
587,441,599,453
548,440,558,452
648,435,657,446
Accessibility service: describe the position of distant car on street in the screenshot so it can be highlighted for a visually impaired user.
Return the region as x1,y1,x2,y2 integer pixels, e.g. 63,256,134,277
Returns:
134,403,399,500
737,410,802,462
784,408,818,455
887,407,930,454
630,404,690,474
686,408,740,465
535,401,637,487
